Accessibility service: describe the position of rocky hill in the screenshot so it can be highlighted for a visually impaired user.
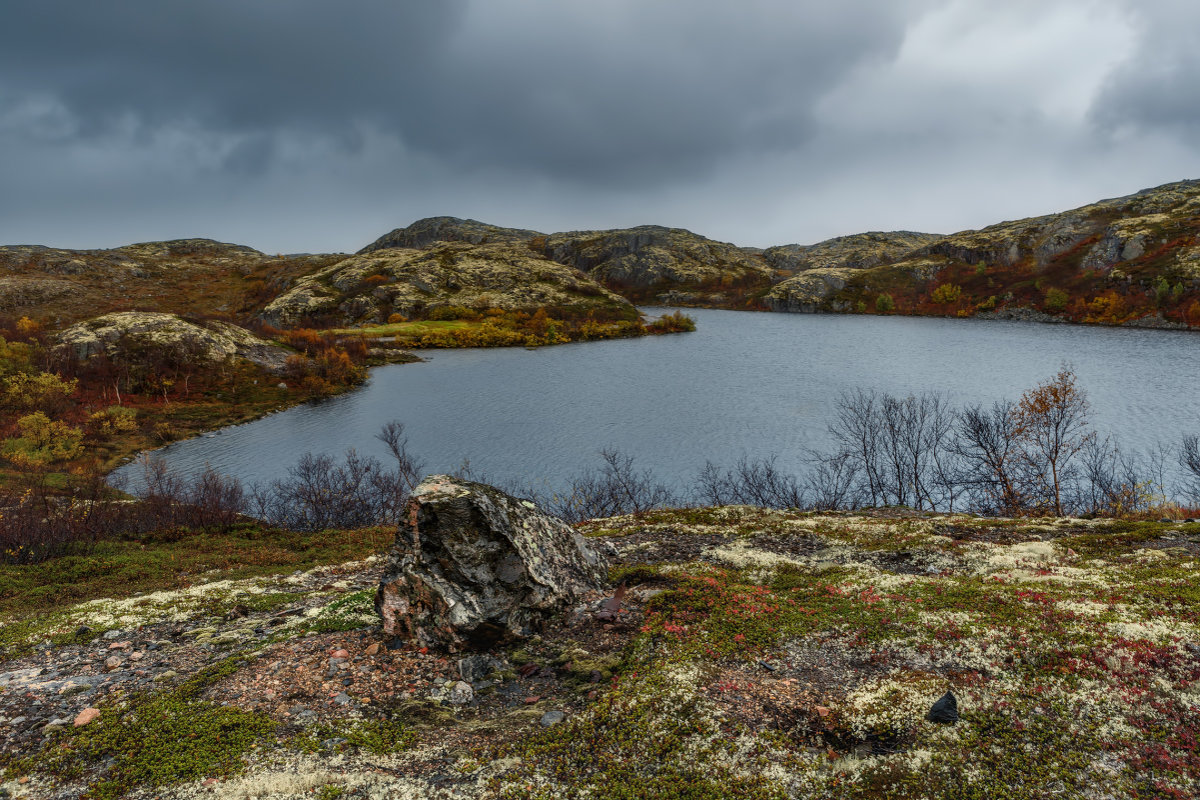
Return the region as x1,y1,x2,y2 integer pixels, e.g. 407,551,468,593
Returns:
360,218,541,253
261,242,635,327
763,231,942,273
361,217,777,308
7,178,1200,335
57,312,292,373
766,180,1200,325
0,240,339,328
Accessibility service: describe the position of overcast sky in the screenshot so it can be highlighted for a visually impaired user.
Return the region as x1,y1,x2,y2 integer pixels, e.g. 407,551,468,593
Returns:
2,0,1198,253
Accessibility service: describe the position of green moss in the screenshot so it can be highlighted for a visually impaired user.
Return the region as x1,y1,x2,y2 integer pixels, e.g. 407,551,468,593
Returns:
493,661,788,800
292,718,416,756
305,588,380,634
3,657,274,799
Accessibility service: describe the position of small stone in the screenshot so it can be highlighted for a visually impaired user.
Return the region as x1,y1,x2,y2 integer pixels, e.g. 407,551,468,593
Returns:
74,708,101,727
332,692,353,706
331,649,350,659
128,652,144,662
446,680,474,705
523,696,541,705
540,710,566,727
104,656,122,670
108,641,131,650
365,642,382,656
927,691,959,724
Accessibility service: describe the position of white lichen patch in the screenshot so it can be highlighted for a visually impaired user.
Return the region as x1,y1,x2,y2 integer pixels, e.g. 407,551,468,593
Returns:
837,670,948,740
703,538,807,577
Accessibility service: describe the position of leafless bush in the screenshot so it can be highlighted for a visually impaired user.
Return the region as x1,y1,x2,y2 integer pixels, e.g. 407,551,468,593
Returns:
543,449,677,523
694,456,806,509
826,389,960,510
953,400,1031,515
1182,434,1200,504
250,422,424,531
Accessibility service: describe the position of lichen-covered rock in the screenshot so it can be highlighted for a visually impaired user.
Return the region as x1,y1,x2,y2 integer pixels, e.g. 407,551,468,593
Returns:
56,311,291,372
762,267,857,312
764,231,941,273
376,476,608,651
541,225,772,289
261,242,633,326
358,216,541,253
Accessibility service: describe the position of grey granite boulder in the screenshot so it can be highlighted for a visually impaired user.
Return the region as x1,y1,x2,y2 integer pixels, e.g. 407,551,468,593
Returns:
376,475,608,651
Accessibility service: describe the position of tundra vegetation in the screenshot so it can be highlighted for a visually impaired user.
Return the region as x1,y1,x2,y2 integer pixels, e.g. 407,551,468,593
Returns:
4,459,1200,796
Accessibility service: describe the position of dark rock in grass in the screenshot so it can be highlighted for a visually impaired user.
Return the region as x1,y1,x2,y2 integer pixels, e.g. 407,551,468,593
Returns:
927,691,959,724
376,475,608,651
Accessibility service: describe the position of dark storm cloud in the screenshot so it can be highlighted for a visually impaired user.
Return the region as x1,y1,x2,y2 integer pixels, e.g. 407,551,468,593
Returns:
1090,1,1200,137
0,0,920,185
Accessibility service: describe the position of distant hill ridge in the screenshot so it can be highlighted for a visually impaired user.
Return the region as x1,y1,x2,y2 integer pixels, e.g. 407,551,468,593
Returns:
3,178,1200,329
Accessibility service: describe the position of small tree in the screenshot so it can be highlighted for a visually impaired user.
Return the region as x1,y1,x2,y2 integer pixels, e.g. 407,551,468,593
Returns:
1043,288,1069,312
1013,368,1094,516
931,283,962,305
875,293,895,313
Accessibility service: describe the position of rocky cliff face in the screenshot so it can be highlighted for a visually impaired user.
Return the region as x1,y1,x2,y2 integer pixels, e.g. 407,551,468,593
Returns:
261,242,634,327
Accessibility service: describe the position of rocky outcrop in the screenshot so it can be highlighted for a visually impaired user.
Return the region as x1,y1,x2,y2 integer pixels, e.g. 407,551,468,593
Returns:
539,225,772,290
358,217,542,254
763,268,857,312
261,242,634,326
764,231,941,273
376,476,608,651
56,312,292,372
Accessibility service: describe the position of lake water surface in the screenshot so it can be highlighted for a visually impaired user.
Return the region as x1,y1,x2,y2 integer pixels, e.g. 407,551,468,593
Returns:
113,309,1200,495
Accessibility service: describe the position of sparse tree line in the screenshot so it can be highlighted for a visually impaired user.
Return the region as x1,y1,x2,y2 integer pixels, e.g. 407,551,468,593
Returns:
5,368,1200,564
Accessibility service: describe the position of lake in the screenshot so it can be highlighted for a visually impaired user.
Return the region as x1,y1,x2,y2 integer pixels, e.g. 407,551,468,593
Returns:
112,309,1200,497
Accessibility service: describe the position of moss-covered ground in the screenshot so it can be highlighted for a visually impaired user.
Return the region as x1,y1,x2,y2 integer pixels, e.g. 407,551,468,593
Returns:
4,508,1200,798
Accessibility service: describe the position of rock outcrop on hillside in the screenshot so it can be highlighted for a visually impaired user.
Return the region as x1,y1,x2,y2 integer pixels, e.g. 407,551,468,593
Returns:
376,476,608,650
56,312,292,372
764,231,941,273
765,180,1200,318
539,225,773,292
359,217,541,254
261,242,634,326
357,217,776,306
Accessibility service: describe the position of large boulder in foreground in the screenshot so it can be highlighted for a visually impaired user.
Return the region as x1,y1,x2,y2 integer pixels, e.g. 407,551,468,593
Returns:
376,476,608,651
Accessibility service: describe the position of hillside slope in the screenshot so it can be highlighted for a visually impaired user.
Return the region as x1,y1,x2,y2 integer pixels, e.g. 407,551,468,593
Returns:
261,241,635,327
766,179,1200,325
0,240,337,327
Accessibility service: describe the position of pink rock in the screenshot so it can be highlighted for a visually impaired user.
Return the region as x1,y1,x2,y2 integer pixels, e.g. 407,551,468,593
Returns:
365,643,382,656
128,651,144,661
74,708,101,727
331,649,350,659
104,656,122,670
108,641,131,650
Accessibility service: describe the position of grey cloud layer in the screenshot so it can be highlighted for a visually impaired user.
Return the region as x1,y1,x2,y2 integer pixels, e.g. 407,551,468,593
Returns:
1,0,1199,251
1,0,920,184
